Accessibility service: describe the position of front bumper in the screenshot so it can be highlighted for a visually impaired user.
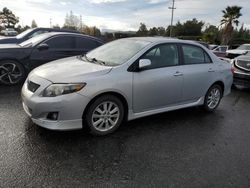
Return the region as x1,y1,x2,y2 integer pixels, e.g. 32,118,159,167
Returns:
233,71,250,87
21,76,91,130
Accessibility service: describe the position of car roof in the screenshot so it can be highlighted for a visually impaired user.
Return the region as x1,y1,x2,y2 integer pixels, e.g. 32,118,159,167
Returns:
32,27,79,33
125,37,206,47
38,32,104,43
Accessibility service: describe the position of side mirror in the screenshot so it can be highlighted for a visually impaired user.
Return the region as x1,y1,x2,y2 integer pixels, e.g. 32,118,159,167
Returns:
139,59,151,70
37,43,49,51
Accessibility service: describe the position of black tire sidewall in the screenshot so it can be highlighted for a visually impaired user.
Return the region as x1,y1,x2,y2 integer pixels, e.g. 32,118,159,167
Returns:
204,85,222,112
85,95,124,136
0,60,25,85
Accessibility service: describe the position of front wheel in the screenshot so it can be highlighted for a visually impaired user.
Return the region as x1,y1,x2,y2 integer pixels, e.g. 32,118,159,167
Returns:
203,84,222,112
0,60,25,85
84,95,124,136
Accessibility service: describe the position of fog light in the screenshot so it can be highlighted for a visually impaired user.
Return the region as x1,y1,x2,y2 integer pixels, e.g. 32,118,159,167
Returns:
47,112,59,120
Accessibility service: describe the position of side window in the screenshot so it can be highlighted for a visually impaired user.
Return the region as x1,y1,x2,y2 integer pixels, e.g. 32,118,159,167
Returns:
220,46,228,52
45,36,75,49
76,37,100,50
182,45,211,64
141,44,179,69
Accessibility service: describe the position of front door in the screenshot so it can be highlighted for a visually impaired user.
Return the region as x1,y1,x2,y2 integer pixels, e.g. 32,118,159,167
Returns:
29,35,77,69
132,43,183,113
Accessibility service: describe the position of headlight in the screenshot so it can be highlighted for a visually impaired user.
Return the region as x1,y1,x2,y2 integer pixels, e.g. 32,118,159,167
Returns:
43,83,86,97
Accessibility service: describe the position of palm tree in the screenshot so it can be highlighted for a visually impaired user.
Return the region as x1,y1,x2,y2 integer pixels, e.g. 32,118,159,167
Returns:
221,6,242,45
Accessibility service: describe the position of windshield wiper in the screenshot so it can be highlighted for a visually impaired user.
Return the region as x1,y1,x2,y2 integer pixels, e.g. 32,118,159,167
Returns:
80,54,92,62
82,54,106,65
91,58,106,65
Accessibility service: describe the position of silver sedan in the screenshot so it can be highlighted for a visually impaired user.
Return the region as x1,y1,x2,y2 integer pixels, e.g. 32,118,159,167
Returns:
21,37,233,135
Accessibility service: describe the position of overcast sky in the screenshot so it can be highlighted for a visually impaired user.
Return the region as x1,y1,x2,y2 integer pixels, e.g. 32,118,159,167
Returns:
0,0,249,31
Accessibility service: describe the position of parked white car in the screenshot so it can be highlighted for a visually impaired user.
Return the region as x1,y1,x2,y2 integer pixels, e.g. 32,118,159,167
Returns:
226,44,250,59
212,45,229,58
22,37,233,135
0,28,18,36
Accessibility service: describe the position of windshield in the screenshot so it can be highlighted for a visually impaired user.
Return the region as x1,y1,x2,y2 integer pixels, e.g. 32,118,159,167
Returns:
237,44,250,50
19,33,50,47
86,39,151,66
16,29,34,39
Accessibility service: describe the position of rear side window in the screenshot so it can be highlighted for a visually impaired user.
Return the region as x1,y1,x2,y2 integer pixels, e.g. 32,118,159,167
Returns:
76,37,101,50
182,44,212,64
29,31,48,39
46,36,75,49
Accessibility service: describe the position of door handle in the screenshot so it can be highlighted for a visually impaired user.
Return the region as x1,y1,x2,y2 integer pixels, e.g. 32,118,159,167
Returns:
173,71,183,76
208,68,215,72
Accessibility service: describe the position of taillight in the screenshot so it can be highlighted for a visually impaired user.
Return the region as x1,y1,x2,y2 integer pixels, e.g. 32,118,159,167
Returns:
230,59,236,74
231,64,235,74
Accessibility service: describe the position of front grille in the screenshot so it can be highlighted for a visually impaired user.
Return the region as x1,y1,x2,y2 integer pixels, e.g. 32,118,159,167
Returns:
27,80,40,93
235,60,250,72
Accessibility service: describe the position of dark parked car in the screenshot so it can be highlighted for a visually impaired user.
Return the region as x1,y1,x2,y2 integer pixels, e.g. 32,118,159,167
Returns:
0,32,104,85
231,52,250,87
0,27,79,44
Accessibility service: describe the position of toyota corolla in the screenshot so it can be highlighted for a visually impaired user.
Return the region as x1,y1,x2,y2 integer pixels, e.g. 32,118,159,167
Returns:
21,37,233,135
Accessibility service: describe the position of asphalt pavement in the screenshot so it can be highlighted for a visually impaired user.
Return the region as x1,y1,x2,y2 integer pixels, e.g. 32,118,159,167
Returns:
0,85,250,187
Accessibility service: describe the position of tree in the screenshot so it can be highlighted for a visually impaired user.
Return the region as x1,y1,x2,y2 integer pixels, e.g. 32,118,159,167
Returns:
136,23,148,36
148,27,158,36
0,7,19,28
173,18,204,36
31,19,37,28
63,11,80,30
236,24,250,39
52,24,60,29
202,25,220,44
221,6,242,45
157,27,166,36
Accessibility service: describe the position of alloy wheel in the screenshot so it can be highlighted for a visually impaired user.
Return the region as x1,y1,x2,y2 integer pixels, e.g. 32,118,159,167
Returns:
0,63,23,85
91,101,120,132
207,87,221,109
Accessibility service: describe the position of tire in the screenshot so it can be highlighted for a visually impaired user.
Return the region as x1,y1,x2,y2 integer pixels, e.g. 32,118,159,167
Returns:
84,95,124,136
203,84,222,112
0,60,25,85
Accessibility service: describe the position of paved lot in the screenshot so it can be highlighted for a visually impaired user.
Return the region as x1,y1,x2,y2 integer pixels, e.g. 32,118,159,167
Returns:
0,85,250,187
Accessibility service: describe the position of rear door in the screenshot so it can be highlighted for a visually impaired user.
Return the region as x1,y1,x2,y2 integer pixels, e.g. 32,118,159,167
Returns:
75,36,102,55
180,44,215,102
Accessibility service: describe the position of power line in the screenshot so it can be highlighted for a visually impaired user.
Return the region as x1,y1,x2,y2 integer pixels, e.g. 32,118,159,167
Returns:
169,0,176,37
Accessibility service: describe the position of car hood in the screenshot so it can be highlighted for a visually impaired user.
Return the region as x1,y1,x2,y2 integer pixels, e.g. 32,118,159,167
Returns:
226,49,248,55
0,37,17,44
31,56,113,83
235,55,250,61
0,43,21,49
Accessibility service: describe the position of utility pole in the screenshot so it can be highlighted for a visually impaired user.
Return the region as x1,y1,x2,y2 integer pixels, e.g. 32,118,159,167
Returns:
80,15,83,31
50,18,52,28
169,0,176,37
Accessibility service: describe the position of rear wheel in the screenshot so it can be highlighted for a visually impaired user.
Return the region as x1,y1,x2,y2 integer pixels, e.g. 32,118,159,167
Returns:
84,95,124,136
203,84,222,112
0,60,25,85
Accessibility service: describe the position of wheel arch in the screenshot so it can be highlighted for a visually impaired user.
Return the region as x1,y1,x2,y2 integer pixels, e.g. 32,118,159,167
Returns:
210,80,225,95
0,58,27,72
82,91,129,121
